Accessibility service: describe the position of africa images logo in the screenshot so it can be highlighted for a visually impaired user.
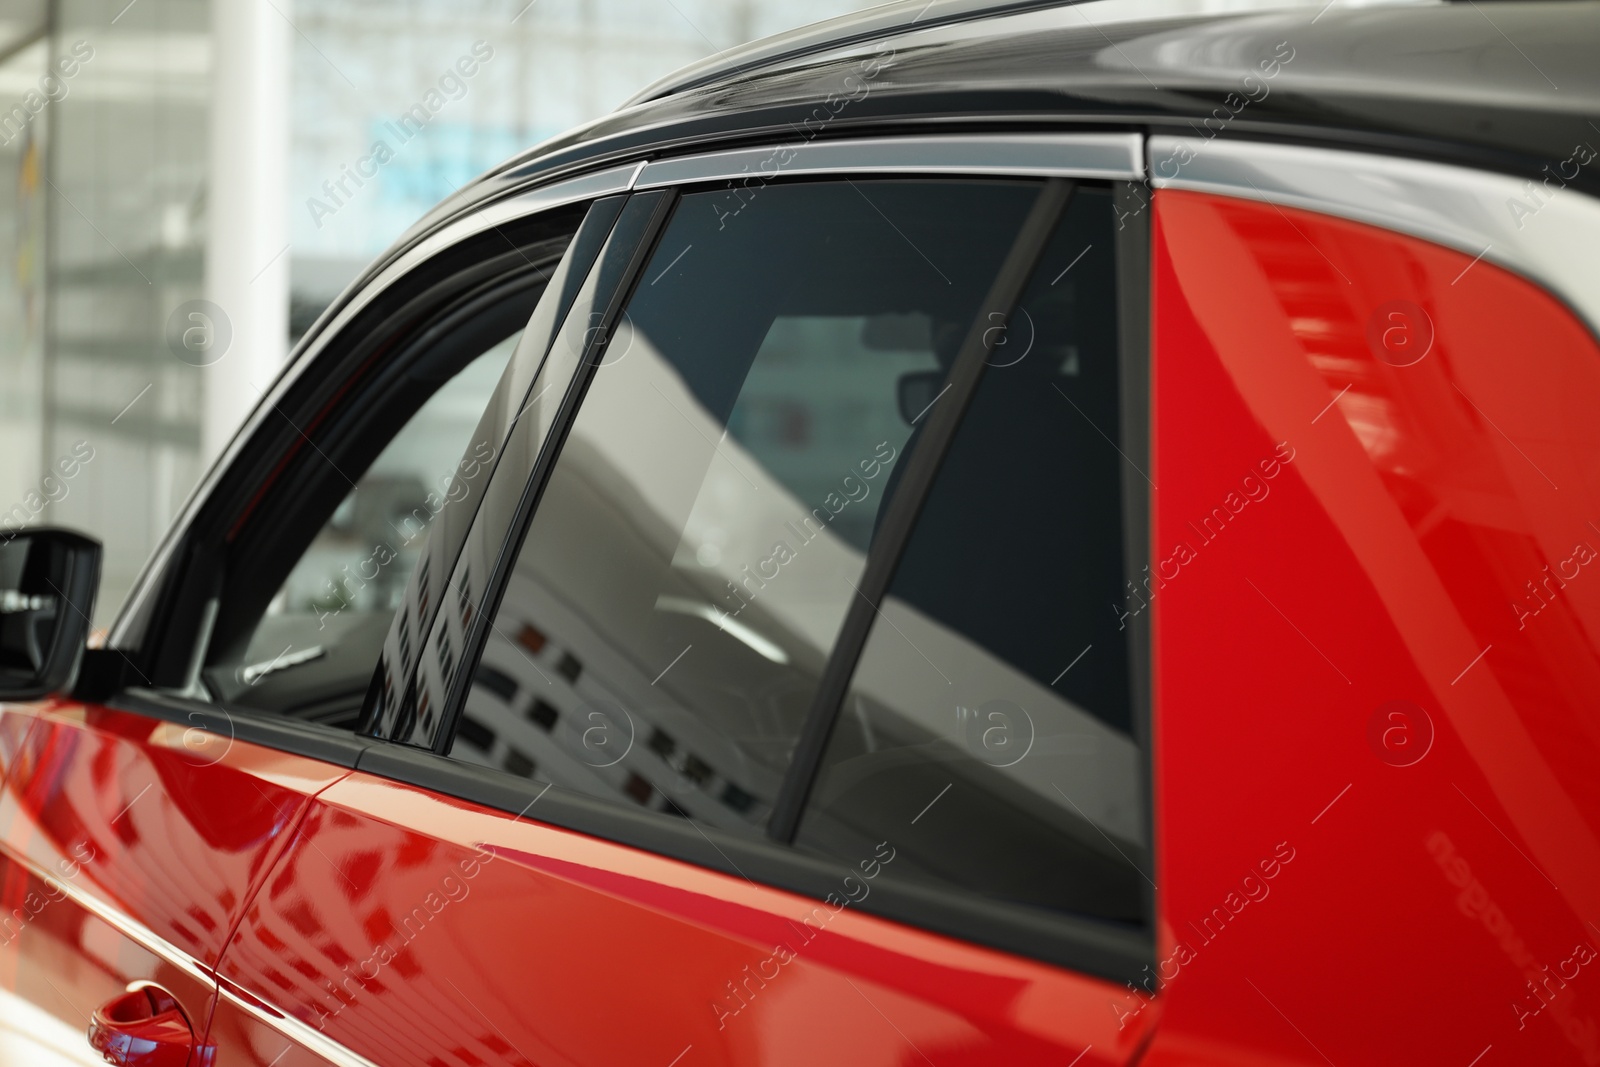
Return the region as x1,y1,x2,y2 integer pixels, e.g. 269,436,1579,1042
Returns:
306,42,495,229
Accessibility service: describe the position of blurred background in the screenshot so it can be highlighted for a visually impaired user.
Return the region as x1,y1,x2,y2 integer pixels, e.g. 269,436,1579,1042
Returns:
0,0,881,623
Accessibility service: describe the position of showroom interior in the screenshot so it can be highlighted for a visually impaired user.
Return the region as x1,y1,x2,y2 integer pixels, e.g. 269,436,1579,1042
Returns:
0,0,882,627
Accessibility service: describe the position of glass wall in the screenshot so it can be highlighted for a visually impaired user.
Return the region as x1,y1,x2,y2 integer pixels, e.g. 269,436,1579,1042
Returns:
0,0,884,627
286,0,874,328
40,0,209,625
0,13,49,533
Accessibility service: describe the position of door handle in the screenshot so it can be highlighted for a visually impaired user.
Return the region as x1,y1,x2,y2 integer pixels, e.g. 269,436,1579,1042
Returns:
88,984,195,1067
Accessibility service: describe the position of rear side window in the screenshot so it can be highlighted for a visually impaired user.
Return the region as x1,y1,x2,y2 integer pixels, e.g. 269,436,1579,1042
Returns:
449,179,1042,839
793,189,1149,925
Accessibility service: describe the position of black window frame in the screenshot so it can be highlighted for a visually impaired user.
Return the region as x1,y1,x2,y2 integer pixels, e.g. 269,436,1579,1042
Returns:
72,201,597,767
349,168,1156,985
361,191,664,747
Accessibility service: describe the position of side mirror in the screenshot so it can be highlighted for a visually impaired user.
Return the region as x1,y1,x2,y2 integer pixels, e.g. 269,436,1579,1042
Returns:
0,528,101,700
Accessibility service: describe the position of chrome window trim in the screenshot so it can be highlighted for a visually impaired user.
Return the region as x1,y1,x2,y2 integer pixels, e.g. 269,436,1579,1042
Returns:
387,162,643,290
636,133,1146,188
1148,136,1600,339
107,162,643,650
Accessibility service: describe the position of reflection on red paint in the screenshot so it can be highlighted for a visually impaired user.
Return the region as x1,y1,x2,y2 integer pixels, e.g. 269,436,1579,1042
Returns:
215,773,1153,1066
1147,188,1600,1066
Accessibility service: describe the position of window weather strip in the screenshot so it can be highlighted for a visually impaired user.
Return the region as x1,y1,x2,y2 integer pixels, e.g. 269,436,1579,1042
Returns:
634,134,1143,188
766,176,1077,843
1112,179,1157,929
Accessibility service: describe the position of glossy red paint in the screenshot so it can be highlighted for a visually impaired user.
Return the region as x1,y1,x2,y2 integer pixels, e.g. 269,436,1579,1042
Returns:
0,706,221,1066
214,770,1156,1067
88,985,199,1067
0,701,349,1066
2,701,347,968
0,859,216,1067
1144,189,1600,1065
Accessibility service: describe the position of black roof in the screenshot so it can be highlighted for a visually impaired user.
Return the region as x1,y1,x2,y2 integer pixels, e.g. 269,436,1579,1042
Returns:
403,0,1600,262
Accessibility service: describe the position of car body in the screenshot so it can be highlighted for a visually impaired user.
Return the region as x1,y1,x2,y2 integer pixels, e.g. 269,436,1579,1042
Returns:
1,0,1599,1064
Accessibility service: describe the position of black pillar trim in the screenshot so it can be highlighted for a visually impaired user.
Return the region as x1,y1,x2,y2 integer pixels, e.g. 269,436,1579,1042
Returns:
1113,178,1157,929
431,189,679,755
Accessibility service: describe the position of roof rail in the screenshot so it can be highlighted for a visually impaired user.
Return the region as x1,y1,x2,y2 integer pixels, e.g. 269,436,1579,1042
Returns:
620,0,1081,107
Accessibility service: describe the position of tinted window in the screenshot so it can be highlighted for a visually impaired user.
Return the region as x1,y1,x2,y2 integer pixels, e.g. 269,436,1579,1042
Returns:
363,196,633,745
450,180,1041,839
794,189,1148,924
210,336,519,722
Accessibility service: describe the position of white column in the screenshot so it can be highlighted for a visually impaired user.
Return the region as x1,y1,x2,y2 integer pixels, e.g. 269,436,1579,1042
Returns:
202,0,291,466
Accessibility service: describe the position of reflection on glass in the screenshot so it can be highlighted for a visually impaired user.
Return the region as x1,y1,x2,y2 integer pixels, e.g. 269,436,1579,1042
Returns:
376,194,653,747
795,190,1149,925
453,180,1041,838
221,337,519,719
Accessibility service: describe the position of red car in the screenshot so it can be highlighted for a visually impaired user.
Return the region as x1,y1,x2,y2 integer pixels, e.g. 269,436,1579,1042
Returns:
2,0,1598,1063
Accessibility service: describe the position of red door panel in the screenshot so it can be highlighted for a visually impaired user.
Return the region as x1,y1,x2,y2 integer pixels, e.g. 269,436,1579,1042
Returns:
0,700,350,1067
1145,189,1600,1065
0,860,216,1067
216,770,1156,1067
